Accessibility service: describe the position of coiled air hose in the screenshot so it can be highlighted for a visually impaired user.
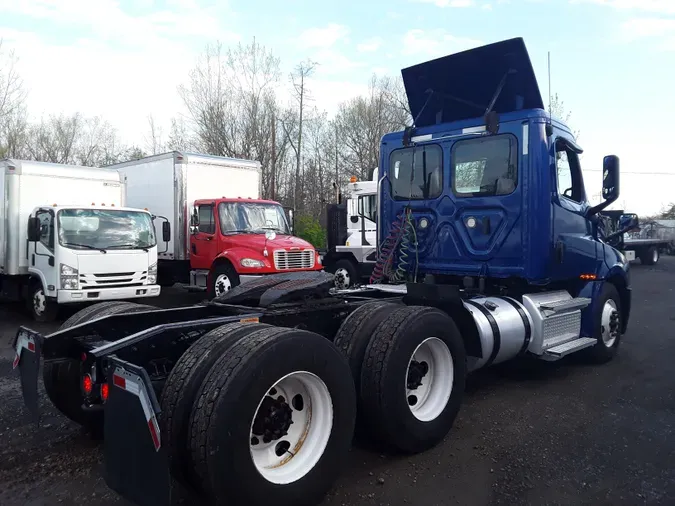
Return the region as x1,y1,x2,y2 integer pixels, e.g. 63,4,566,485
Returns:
370,208,418,284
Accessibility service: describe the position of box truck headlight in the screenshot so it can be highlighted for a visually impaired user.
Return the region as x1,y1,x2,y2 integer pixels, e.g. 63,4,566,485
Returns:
240,258,265,268
60,264,78,290
147,262,157,284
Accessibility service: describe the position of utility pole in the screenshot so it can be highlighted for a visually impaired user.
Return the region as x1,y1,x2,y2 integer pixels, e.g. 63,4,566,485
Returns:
335,122,339,203
271,115,276,201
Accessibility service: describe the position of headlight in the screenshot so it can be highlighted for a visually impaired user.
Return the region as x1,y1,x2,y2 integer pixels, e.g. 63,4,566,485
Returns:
147,262,157,284
60,263,78,290
240,258,265,268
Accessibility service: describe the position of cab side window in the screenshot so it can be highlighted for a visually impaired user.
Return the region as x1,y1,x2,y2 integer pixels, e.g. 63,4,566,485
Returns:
37,210,54,251
555,139,584,203
197,204,215,234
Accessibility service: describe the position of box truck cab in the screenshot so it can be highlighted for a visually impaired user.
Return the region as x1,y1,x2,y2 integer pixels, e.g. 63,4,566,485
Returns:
190,197,321,296
0,159,161,321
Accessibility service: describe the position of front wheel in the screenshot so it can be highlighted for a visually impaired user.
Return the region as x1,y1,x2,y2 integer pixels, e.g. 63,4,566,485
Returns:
583,283,622,364
330,259,358,290
640,246,659,266
27,281,58,322
208,263,241,299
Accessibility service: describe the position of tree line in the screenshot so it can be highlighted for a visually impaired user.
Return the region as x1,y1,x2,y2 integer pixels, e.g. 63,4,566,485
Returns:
0,38,411,240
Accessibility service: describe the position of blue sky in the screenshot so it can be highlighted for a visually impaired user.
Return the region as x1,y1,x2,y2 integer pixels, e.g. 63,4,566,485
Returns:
1,0,674,214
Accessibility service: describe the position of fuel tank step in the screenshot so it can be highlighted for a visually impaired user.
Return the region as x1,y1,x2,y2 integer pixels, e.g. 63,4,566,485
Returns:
544,337,596,358
539,297,591,315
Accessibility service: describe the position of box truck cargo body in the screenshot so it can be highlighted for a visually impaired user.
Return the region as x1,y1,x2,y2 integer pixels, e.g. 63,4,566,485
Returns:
0,159,161,321
108,152,322,296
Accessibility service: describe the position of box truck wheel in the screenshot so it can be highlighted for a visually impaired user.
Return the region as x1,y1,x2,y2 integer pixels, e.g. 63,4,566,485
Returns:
189,326,356,506
208,262,240,299
161,321,270,491
43,302,156,433
359,306,467,454
27,280,58,322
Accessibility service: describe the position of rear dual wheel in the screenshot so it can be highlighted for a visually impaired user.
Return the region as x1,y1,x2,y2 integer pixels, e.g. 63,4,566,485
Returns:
163,323,356,506
335,302,467,454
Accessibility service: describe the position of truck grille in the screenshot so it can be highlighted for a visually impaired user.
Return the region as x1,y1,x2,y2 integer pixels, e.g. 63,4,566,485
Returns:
273,250,315,270
79,271,147,289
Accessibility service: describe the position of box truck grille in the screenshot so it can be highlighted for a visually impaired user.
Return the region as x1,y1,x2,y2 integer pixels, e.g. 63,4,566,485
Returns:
80,271,147,289
273,250,315,270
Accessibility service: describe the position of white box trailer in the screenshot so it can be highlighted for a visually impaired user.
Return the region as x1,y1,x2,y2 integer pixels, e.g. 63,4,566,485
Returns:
0,159,161,321
109,151,262,263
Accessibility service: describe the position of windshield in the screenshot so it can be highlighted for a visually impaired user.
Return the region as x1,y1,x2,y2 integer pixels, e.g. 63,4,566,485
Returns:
218,202,290,235
57,209,156,250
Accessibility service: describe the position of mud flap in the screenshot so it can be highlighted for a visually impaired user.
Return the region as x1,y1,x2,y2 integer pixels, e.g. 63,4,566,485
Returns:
104,356,171,506
12,326,43,424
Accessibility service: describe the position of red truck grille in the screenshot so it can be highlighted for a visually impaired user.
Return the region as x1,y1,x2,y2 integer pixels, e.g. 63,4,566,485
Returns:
273,250,315,270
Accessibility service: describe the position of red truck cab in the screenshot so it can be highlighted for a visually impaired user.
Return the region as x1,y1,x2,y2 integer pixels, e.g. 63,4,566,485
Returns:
190,197,322,297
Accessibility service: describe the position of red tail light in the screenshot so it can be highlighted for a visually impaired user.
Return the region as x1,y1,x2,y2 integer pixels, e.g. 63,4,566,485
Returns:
101,383,109,402
82,374,93,395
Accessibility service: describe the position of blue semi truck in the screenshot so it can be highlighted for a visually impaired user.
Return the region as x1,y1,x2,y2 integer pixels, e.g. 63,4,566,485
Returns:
13,38,637,506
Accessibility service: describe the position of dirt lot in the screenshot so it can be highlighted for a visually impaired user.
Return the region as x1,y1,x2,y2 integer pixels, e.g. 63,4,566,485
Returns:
2,261,675,506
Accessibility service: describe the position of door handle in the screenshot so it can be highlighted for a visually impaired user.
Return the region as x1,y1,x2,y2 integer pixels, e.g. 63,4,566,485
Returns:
482,217,491,235
556,241,565,263
206,236,213,241
192,243,197,254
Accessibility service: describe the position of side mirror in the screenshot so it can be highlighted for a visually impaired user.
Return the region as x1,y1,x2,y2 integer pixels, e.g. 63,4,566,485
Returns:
27,217,39,242
162,221,171,242
602,155,620,202
587,155,620,217
619,213,638,233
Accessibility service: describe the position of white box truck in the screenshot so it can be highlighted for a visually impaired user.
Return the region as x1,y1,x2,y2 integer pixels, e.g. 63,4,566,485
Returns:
0,159,162,321
108,152,322,297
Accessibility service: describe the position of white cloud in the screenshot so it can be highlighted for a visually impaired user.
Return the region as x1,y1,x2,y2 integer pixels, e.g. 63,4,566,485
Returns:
482,3,493,10
357,37,383,53
401,29,482,58
621,17,675,50
573,0,675,15
297,23,349,49
413,0,476,7
0,0,239,144
312,49,366,76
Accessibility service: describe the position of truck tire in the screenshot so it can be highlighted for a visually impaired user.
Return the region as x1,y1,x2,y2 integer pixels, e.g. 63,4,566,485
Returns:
640,247,659,266
582,282,622,364
333,301,400,434
189,326,356,506
160,321,271,491
27,280,58,323
208,262,241,299
329,258,359,290
43,302,156,431
360,306,467,454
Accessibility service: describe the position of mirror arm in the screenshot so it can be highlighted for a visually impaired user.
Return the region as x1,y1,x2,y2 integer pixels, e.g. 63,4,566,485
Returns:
586,195,617,218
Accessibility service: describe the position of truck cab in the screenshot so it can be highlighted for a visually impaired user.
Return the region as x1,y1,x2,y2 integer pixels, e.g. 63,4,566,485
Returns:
189,197,322,297
375,37,633,346
26,205,161,320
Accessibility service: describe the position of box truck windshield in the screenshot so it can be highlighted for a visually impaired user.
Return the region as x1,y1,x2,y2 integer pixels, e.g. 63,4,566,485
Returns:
57,209,156,251
217,202,290,235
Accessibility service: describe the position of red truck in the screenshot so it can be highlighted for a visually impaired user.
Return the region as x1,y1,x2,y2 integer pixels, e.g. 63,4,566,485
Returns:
108,152,322,296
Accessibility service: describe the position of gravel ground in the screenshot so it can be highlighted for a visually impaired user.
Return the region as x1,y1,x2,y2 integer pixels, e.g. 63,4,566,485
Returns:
1,260,674,506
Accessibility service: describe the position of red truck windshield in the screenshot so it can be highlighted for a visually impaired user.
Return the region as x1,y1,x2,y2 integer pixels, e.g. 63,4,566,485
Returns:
217,202,290,236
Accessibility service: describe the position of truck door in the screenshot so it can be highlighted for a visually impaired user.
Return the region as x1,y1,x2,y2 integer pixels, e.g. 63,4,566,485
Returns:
189,202,219,271
30,208,57,294
550,136,600,280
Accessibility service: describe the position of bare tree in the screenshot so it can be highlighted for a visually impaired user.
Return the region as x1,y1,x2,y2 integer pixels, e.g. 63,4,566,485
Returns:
335,74,411,183
0,40,28,158
166,116,194,152
549,93,580,140
145,115,165,155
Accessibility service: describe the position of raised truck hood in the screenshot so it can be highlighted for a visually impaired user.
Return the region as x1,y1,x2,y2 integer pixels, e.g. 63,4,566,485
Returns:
401,37,544,127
